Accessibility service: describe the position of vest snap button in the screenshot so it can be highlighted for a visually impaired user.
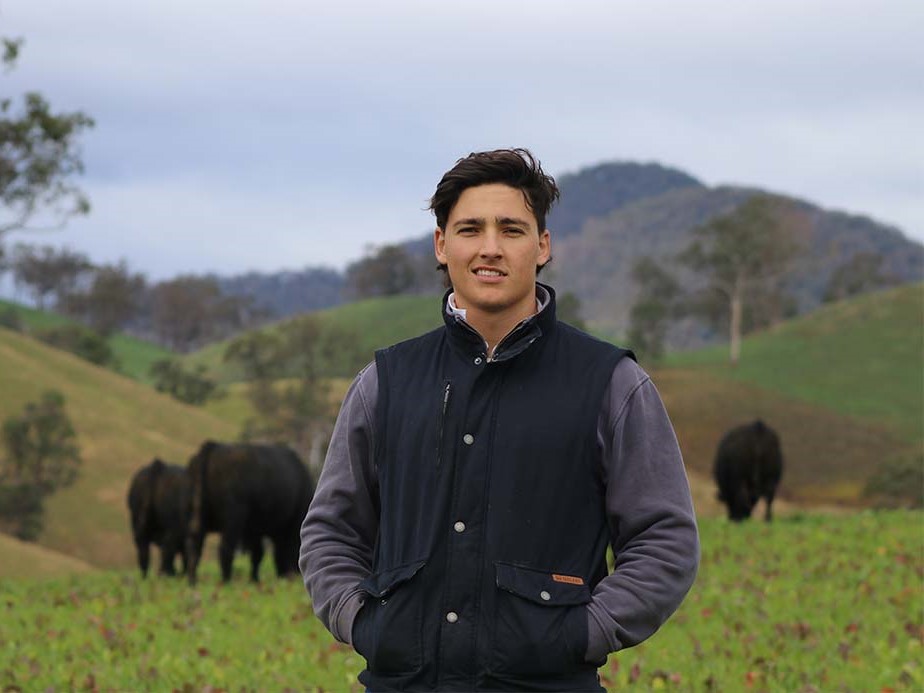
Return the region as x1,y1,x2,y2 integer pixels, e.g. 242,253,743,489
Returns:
540,591,551,601
446,611,459,623
454,521,465,533
474,357,483,365
463,434,474,445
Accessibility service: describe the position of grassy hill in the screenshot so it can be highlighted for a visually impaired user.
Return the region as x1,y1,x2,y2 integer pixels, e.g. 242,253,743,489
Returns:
658,283,922,506
185,293,443,383
188,286,917,507
0,298,173,384
666,283,923,443
1,283,916,573
0,327,235,569
653,368,907,506
0,533,95,579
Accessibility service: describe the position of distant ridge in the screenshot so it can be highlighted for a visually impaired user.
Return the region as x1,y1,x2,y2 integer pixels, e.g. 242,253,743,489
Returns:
548,184,923,340
547,161,705,238
201,159,922,349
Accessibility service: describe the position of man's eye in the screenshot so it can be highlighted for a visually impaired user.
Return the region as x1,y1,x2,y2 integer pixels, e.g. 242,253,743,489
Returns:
504,228,525,235
458,227,478,235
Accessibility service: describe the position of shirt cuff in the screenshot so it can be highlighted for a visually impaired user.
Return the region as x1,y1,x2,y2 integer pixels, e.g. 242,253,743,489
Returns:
586,609,614,662
335,589,366,645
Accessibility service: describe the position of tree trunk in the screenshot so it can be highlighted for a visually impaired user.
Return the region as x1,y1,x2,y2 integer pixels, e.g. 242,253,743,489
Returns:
729,284,742,366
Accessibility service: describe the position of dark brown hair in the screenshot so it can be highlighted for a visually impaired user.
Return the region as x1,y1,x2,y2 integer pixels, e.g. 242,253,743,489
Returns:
429,148,560,232
430,148,559,276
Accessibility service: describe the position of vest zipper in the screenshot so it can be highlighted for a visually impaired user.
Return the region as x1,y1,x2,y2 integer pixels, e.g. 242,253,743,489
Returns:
436,380,451,467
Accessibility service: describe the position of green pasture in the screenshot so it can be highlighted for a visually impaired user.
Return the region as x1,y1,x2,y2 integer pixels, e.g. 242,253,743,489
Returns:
0,299,173,384
0,298,71,331
184,293,443,383
1,512,920,692
200,378,354,432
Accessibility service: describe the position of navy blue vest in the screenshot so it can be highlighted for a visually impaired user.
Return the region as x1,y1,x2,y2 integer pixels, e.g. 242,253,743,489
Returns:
353,286,631,691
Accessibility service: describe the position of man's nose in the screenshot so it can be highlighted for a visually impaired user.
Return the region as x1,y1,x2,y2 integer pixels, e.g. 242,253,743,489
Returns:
479,229,502,257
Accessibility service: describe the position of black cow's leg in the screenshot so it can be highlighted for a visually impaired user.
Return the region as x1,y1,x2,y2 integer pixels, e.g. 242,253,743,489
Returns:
160,538,177,576
137,542,151,578
273,533,297,577
219,529,241,583
272,538,286,577
248,536,264,583
764,490,776,522
186,533,204,585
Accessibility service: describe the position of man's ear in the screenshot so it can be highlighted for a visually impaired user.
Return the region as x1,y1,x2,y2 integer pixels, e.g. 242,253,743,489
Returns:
434,227,448,265
538,229,551,265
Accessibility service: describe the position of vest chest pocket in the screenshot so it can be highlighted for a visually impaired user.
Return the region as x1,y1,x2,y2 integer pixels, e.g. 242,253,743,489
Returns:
355,559,427,675
491,561,590,676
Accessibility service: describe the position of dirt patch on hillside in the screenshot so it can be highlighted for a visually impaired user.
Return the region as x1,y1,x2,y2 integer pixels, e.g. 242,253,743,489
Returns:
654,368,908,507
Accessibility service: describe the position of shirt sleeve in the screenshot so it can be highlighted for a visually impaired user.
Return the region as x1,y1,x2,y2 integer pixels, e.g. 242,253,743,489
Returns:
585,357,700,660
299,362,379,645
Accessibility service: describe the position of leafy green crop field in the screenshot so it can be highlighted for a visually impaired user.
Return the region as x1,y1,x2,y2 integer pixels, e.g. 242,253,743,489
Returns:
2,512,920,692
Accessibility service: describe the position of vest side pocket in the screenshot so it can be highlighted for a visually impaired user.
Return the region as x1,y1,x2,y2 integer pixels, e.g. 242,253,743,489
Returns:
490,561,590,676
357,559,427,675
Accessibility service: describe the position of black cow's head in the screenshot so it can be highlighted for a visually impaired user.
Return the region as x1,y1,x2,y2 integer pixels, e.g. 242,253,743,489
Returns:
727,482,756,522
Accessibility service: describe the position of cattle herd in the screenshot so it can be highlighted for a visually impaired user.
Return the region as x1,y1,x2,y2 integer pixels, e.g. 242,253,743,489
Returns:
127,441,316,583
127,420,783,582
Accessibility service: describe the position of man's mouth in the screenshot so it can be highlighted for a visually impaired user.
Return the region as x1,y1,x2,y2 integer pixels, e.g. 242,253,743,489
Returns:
473,268,506,277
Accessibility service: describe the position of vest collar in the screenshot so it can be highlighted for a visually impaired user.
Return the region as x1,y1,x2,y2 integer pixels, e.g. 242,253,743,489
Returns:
441,283,558,362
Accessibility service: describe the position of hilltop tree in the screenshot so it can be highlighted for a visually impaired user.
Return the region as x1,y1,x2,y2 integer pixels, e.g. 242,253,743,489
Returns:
224,317,362,470
9,243,91,309
1,38,94,239
64,260,147,335
346,244,418,298
677,195,800,365
149,276,252,352
627,256,681,363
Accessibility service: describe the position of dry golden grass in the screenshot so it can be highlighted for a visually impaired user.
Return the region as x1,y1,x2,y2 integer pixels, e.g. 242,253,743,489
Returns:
0,532,94,579
653,367,909,507
0,327,235,569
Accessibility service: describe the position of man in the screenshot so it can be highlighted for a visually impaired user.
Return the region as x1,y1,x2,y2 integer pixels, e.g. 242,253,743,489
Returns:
300,148,699,692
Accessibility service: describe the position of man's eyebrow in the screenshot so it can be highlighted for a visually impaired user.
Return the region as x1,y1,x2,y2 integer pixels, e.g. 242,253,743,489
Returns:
496,216,530,228
452,217,485,229
450,216,531,229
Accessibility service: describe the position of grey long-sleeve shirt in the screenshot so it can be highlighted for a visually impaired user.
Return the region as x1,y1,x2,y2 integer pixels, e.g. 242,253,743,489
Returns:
299,356,699,662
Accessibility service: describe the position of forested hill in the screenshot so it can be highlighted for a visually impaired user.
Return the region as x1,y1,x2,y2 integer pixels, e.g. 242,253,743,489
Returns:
214,160,922,344
213,266,346,317
546,183,923,340
546,161,705,238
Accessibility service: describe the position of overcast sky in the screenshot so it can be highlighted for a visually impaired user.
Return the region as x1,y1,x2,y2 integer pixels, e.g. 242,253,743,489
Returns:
2,0,922,280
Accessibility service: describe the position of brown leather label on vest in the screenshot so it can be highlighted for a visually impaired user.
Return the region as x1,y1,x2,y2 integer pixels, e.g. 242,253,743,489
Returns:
552,573,584,585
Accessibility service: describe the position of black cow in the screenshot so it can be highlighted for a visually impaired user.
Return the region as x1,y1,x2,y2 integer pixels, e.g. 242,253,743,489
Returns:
185,440,315,584
127,459,190,577
713,420,784,522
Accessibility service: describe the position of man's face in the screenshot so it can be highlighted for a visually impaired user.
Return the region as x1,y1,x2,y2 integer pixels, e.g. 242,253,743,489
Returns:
434,183,551,325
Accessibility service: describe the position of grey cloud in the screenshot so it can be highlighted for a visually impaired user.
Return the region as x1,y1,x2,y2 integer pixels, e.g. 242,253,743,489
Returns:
1,0,920,280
